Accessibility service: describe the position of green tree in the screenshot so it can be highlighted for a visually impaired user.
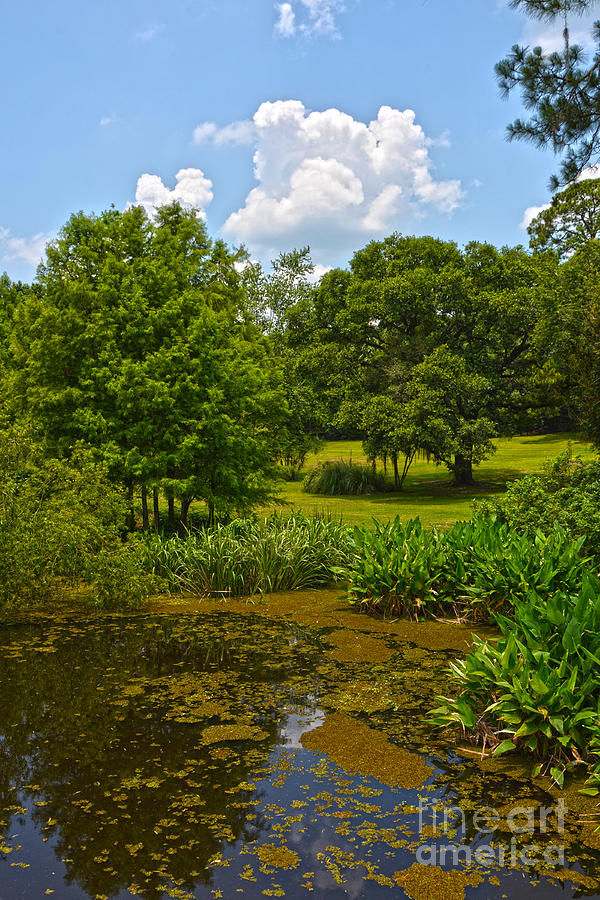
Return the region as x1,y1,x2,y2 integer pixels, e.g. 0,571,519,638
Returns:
284,234,558,481
528,177,600,257
242,248,326,473
497,0,600,185
536,239,600,440
12,204,285,528
356,395,422,491
402,347,497,485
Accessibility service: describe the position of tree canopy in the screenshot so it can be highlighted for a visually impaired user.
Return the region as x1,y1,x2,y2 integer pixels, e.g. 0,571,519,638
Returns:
10,203,286,526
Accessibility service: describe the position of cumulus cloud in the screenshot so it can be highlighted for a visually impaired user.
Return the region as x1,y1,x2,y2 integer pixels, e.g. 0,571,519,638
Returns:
193,120,256,146
0,228,51,266
275,0,346,38
133,168,214,217
220,100,464,259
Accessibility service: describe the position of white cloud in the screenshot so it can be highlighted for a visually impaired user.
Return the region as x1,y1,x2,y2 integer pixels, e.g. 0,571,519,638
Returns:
133,168,214,217
221,100,464,260
135,25,161,42
100,114,117,127
275,2,296,37
275,0,346,38
520,204,550,231
520,166,600,230
300,0,345,36
520,7,597,52
308,263,333,283
193,120,256,146
193,122,218,143
0,228,51,266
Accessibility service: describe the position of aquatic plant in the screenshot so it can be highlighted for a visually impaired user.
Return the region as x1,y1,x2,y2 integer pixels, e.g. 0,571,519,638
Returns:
431,575,600,791
144,514,353,597
340,515,591,622
302,460,387,496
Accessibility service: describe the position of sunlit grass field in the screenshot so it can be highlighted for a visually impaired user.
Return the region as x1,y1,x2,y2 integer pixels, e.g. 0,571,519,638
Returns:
268,433,596,528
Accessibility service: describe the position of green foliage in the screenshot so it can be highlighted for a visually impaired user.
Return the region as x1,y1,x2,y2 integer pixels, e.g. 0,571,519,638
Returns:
431,575,600,790
402,347,498,485
286,234,557,472
302,460,387,496
528,179,600,258
477,449,600,557
497,0,600,185
340,514,590,621
10,204,286,523
0,427,153,609
143,515,353,597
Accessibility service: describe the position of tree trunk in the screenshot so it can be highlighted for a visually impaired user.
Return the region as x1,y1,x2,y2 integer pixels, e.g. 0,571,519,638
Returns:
127,482,135,532
180,498,192,532
168,496,176,528
141,485,150,531
453,454,474,486
392,454,401,491
208,502,215,529
153,488,160,532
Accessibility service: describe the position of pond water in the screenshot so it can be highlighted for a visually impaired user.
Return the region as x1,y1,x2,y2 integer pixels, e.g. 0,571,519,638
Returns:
1,592,600,900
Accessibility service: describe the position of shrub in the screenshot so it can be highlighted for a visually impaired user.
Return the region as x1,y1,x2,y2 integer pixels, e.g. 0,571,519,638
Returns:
303,460,386,496
476,448,600,558
0,426,153,609
340,515,591,622
143,514,353,598
430,576,600,791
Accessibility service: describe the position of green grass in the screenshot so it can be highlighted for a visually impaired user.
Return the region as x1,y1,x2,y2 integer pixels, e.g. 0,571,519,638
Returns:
269,433,596,527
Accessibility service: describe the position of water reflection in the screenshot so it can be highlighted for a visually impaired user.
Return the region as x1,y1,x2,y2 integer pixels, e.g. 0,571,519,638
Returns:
0,612,598,899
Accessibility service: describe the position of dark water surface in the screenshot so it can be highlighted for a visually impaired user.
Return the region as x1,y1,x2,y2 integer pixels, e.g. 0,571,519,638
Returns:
1,607,599,899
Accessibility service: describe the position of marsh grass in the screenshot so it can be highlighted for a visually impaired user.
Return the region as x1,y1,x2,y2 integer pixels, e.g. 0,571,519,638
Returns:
144,515,353,597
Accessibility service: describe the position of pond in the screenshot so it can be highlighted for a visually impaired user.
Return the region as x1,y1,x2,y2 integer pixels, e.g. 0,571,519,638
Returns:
1,590,600,900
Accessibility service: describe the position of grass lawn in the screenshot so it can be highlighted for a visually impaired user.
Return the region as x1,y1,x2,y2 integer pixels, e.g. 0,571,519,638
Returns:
267,433,596,528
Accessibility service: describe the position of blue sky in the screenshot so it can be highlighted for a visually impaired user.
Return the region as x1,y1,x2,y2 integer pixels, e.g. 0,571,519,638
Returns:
0,0,593,281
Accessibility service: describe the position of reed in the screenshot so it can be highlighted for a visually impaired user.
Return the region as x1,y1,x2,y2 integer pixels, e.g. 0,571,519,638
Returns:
144,514,353,597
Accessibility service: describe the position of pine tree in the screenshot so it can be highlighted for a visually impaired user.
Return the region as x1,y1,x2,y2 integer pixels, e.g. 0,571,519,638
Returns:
497,0,600,186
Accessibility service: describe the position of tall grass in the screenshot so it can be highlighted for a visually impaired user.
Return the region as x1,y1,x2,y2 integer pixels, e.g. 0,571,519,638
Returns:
144,515,353,598
303,460,387,496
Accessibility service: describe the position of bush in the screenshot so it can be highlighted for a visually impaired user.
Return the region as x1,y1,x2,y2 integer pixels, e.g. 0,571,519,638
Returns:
431,576,600,791
476,448,600,558
0,427,153,609
340,515,591,622
143,514,353,597
302,460,386,496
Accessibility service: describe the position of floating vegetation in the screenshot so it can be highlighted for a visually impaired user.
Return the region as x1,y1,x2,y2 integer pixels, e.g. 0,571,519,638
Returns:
200,725,269,744
324,628,394,663
0,595,599,899
393,863,483,900
300,713,434,790
255,843,301,870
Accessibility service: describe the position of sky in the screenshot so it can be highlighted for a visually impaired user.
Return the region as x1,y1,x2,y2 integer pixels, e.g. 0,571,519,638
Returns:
1,0,598,282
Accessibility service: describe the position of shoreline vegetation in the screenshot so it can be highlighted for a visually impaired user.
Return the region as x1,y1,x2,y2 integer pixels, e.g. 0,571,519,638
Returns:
3,433,600,798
